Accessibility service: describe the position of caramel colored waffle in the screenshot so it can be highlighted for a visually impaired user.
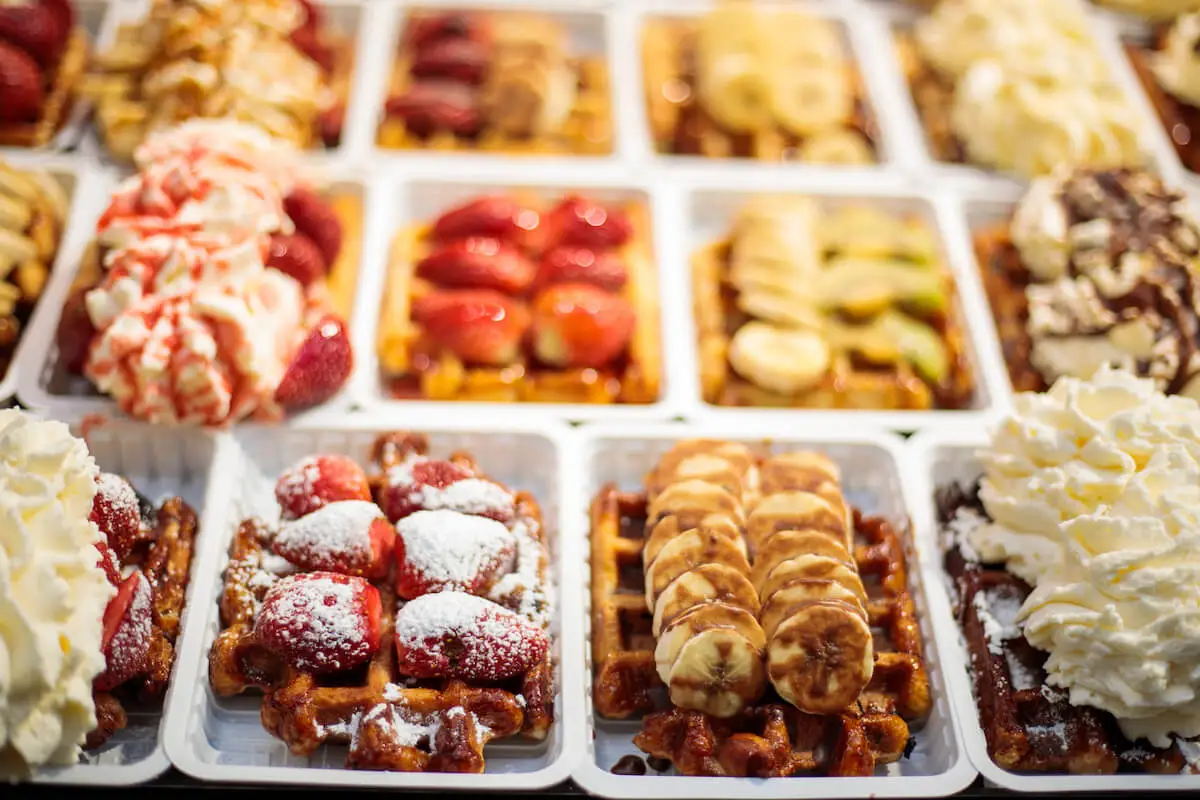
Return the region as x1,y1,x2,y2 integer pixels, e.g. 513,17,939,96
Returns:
208,434,554,773
971,221,1047,393
641,17,877,164
88,496,200,750
378,197,661,404
0,27,88,148
895,33,964,164
1126,37,1200,173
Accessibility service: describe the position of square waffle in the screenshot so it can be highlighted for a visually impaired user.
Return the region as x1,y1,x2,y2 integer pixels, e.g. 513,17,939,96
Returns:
377,10,612,156
589,441,931,778
693,196,975,411
640,11,877,165
208,432,555,774
377,192,661,404
0,27,88,148
935,481,1192,775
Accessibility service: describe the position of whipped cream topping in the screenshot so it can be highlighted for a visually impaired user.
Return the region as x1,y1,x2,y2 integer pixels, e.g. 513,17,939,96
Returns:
0,411,110,778
970,368,1200,746
1153,13,1200,109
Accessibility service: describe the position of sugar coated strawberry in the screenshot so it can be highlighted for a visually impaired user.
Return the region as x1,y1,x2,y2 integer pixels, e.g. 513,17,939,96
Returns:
531,283,634,369
394,509,516,599
0,40,44,123
275,453,371,520
274,314,353,411
91,472,142,561
411,289,529,366
381,457,515,523
394,592,548,680
94,539,120,588
271,500,395,579
96,571,153,691
267,232,327,287
255,572,382,674
284,186,342,266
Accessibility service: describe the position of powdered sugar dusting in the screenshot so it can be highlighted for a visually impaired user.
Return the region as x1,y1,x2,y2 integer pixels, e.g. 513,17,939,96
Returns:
104,571,153,684
488,517,550,626
974,589,1024,656
276,456,321,512
97,471,139,515
942,507,984,563
255,573,372,672
397,510,515,591
417,478,513,517
272,500,381,570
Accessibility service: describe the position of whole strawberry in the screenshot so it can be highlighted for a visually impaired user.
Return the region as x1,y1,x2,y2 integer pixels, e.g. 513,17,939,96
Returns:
274,314,353,411
271,500,395,579
0,0,67,68
266,233,327,287
254,572,382,673
284,187,342,266
275,453,371,520
411,289,529,366
0,40,44,123
91,472,142,561
531,283,635,369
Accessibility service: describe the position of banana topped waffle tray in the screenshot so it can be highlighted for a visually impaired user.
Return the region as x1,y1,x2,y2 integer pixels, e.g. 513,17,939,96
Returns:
208,432,555,774
378,9,612,156
378,191,661,404
641,3,877,165
590,439,931,778
694,195,975,411
0,0,88,148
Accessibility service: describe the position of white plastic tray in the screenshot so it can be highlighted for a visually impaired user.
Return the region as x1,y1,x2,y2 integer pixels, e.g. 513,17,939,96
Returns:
672,172,1013,433
349,162,688,423
22,414,221,786
905,425,1200,792
163,417,586,789
569,420,977,799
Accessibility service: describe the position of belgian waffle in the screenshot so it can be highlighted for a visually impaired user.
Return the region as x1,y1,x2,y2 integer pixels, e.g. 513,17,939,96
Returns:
895,34,965,165
692,197,975,411
936,482,1191,774
970,221,1045,393
0,27,88,148
208,433,554,773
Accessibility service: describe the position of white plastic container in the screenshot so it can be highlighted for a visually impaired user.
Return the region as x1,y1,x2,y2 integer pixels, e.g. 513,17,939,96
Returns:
349,162,688,423
162,418,585,789
905,425,1200,792
569,420,978,799
24,415,221,786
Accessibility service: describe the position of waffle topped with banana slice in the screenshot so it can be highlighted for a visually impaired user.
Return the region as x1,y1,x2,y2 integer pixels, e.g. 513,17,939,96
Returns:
641,3,876,164
693,195,975,410
0,159,67,378
589,439,932,777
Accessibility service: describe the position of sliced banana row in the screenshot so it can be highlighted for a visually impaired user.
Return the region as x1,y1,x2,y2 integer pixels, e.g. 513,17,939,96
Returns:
0,160,66,317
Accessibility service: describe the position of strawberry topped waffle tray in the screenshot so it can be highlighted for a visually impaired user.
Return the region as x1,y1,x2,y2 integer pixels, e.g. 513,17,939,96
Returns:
0,0,88,148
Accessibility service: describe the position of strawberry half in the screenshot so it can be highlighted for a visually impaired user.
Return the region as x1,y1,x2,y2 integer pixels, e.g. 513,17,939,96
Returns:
415,238,535,295
267,232,327,287
0,40,45,124
531,283,635,369
394,509,516,599
284,187,343,266
91,472,142,561
534,246,628,293
380,458,515,524
274,314,353,411
542,195,632,251
96,571,153,691
55,287,97,375
254,572,382,674
411,289,529,366
394,592,548,681
271,500,395,579
0,0,66,68
275,453,371,520
94,539,120,588
430,196,538,245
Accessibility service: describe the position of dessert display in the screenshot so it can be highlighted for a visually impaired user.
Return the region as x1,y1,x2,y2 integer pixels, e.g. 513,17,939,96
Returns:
52,120,361,426
82,0,353,161
935,367,1200,773
1127,12,1200,172
0,158,67,379
378,10,612,155
975,166,1200,397
378,192,660,404
641,4,877,164
208,432,554,773
899,0,1147,178
693,195,974,410
0,0,87,147
590,439,930,777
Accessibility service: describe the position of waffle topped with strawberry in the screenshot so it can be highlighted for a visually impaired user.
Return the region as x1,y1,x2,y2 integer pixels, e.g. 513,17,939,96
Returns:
208,432,554,773
0,0,88,147
88,471,199,751
379,192,662,404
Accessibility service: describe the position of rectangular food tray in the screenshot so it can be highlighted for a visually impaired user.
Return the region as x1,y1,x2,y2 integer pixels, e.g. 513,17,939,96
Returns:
569,420,976,799
162,418,585,789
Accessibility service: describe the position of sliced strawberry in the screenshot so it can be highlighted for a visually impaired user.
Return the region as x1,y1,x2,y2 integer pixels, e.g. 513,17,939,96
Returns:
431,196,538,245
531,283,634,369
534,246,628,293
394,509,516,599
284,186,343,266
274,314,353,411
0,1,66,68
254,572,382,673
385,81,480,139
96,571,153,691
380,458,515,524
267,232,327,287
275,453,371,520
394,592,548,680
415,238,535,295
94,539,120,588
0,40,44,124
411,289,529,366
91,472,142,561
271,500,394,579
55,288,97,375
542,196,632,251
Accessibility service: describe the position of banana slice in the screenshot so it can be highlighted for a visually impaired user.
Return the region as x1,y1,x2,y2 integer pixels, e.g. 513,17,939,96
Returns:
644,512,746,570
767,600,873,714
0,191,31,231
763,13,846,73
695,5,773,134
656,602,765,676
749,529,854,591
759,554,867,608
648,479,746,532
798,130,874,166
652,562,760,636
645,528,752,611
759,451,841,494
760,581,867,640
646,440,757,501
769,66,853,138
745,490,847,553
728,322,831,396
736,289,824,330
667,628,767,718
731,196,821,281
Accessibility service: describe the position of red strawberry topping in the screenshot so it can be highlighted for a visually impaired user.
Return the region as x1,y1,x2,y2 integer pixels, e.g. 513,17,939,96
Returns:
415,237,535,296
380,458,515,524
275,453,371,520
534,246,628,293
266,232,327,287
0,40,44,124
274,314,353,411
94,539,120,588
96,571,153,691
430,196,538,245
394,509,516,599
284,186,343,266
411,289,529,366
271,500,394,579
254,572,382,673
90,472,142,561
542,195,632,251
394,592,548,681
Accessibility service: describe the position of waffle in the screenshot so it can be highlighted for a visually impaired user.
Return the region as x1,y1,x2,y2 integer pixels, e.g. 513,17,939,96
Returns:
378,11,612,156
589,442,931,778
208,432,554,773
693,197,975,411
377,194,661,404
88,495,200,750
971,221,1046,393
641,14,877,164
895,34,964,164
1126,34,1200,173
0,27,88,148
936,482,1190,774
